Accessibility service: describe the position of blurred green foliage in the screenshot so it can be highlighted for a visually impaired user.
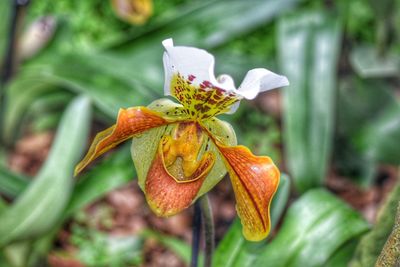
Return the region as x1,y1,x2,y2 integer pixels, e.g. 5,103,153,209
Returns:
71,224,143,267
1,0,400,266
279,10,341,192
27,0,190,49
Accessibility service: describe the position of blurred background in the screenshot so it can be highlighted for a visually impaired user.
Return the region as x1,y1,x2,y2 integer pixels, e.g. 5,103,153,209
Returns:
0,0,400,266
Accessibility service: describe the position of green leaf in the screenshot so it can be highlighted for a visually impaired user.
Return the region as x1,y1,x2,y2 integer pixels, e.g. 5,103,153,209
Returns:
350,45,400,78
334,78,397,186
28,90,73,117
255,189,369,267
0,0,10,59
278,11,342,192
0,96,91,246
357,102,400,165
3,72,56,144
337,78,397,137
2,242,31,267
31,112,63,133
324,239,359,267
212,174,290,267
0,166,29,199
0,198,7,213
0,146,135,264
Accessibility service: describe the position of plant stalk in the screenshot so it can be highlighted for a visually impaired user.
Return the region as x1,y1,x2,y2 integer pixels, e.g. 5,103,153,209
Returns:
191,200,202,267
200,195,214,267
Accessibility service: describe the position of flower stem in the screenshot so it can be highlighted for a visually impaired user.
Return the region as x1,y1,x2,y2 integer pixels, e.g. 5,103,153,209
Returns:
191,201,202,267
199,195,214,267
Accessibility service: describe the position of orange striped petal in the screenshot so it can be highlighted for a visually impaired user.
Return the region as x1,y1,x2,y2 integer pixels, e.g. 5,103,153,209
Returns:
75,107,170,175
216,143,280,241
145,139,215,217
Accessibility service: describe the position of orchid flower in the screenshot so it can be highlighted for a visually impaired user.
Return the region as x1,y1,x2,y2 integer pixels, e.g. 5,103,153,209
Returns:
74,38,289,241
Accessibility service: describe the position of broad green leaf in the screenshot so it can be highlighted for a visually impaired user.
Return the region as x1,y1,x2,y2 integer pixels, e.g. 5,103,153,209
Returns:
350,45,400,78
24,51,155,119
0,96,91,246
0,0,10,59
254,189,369,267
278,11,342,192
0,146,135,265
213,174,290,267
357,102,400,165
0,166,29,199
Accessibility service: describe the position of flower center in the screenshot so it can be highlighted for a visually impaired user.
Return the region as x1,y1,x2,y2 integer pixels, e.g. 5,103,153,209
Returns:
161,122,213,181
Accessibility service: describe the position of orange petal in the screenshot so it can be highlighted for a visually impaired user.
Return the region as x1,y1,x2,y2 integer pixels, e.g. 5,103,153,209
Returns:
75,107,170,176
216,143,280,241
145,140,215,217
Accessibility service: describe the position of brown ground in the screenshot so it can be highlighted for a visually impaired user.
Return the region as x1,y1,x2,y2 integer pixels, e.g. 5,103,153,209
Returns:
5,130,398,267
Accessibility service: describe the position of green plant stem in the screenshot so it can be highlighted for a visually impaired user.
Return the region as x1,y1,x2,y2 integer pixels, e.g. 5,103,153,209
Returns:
200,195,214,267
376,201,400,266
191,201,202,267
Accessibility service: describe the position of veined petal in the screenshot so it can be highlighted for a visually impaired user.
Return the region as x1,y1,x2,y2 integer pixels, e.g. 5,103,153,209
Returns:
145,136,215,217
163,38,232,95
74,107,171,176
237,68,289,100
216,143,280,241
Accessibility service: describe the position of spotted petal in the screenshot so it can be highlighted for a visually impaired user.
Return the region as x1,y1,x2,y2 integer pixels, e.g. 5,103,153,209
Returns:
162,38,234,95
74,107,172,175
162,39,289,116
216,143,280,241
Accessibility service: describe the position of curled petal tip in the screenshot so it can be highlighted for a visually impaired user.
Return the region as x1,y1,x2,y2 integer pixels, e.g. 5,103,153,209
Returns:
162,38,174,48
